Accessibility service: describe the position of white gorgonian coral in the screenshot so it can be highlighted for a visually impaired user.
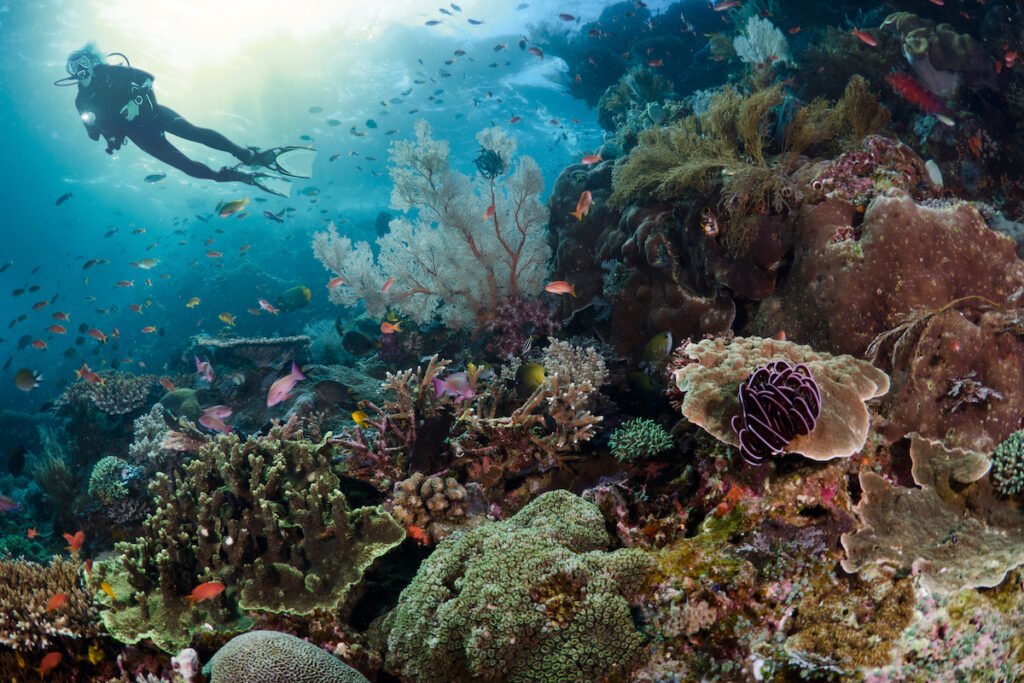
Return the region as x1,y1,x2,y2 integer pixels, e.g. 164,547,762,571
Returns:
313,120,550,331
733,16,792,66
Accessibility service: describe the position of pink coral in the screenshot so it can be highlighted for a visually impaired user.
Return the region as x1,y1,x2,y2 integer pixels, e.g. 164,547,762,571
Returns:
809,135,935,206
484,296,558,361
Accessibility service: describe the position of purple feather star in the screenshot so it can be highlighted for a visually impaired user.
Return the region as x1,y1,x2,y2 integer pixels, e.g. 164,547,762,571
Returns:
731,360,822,466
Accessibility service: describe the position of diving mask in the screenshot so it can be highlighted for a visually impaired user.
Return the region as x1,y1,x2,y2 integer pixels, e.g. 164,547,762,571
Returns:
66,53,93,80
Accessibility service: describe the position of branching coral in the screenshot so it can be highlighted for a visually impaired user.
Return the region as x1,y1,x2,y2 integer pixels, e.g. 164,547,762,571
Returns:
0,556,100,654
609,418,674,462
381,490,654,683
313,121,551,331
103,426,405,652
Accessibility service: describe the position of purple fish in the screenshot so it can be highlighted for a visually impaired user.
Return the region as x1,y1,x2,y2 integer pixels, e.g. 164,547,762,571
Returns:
194,355,215,383
199,414,232,434
432,371,475,402
267,361,307,407
201,404,233,419
0,494,22,513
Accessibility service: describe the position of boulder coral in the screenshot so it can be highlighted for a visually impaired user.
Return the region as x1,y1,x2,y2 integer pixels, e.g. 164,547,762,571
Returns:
205,630,369,683
381,490,654,683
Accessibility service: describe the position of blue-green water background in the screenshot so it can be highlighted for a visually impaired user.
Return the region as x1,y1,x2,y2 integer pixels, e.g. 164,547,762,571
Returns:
0,0,647,413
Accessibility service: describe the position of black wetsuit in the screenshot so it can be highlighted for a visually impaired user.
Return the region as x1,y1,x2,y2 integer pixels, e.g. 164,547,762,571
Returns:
75,63,251,182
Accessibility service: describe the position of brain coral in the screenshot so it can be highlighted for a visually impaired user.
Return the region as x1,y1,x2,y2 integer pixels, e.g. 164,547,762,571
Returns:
383,489,654,683
205,630,369,683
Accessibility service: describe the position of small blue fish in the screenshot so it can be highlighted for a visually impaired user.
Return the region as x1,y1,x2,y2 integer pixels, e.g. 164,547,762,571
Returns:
263,210,284,223
55,192,72,206
144,172,166,183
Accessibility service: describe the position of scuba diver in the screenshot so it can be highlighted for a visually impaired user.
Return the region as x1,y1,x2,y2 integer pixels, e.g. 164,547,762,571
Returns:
56,45,314,196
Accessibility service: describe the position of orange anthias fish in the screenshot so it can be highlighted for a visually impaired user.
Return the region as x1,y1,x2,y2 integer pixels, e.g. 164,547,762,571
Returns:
36,652,62,678
75,363,103,384
46,592,68,611
545,281,577,297
381,276,397,293
87,328,107,343
569,190,593,221
27,527,38,539
30,340,47,350
47,325,66,335
141,326,157,334
852,29,877,47
884,73,954,124
327,277,345,289
159,378,176,392
380,321,402,334
581,154,602,165
187,581,225,606
52,311,69,321
483,204,496,219
63,530,84,554
258,299,279,315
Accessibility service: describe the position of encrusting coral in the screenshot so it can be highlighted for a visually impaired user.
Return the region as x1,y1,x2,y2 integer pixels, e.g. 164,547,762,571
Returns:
673,336,889,462
381,490,654,683
313,121,551,331
101,426,405,652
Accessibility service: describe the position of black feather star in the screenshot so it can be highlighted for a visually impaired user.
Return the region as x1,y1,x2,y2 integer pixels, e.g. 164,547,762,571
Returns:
473,146,505,180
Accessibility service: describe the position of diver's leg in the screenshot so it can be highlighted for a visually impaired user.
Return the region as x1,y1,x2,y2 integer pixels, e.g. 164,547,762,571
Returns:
127,127,252,185
155,105,251,162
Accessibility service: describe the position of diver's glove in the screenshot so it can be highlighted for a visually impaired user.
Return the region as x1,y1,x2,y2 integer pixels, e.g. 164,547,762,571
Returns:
104,135,124,154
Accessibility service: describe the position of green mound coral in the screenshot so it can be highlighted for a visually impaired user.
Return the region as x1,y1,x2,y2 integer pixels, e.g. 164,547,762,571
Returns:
609,418,674,462
102,427,405,652
990,430,1024,496
87,455,131,504
382,489,654,683
205,630,370,683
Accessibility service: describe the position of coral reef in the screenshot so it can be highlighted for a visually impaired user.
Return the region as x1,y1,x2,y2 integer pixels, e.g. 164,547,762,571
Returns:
733,16,791,67
731,360,821,466
608,418,674,462
0,556,100,654
204,630,369,683
87,455,134,504
674,336,889,462
102,427,405,652
841,435,1024,594
484,296,558,362
381,490,654,683
990,429,1024,496
55,371,156,416
389,472,470,543
189,335,311,371
314,121,551,331
880,12,996,95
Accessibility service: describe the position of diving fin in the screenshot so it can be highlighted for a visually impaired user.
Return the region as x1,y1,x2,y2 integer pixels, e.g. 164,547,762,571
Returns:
250,172,292,198
247,146,317,178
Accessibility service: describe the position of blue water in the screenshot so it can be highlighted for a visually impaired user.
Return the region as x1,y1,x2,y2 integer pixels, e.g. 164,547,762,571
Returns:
0,0,657,414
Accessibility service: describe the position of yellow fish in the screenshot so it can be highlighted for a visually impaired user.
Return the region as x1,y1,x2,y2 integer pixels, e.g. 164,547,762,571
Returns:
352,410,370,427
100,581,116,600
218,196,249,218
88,643,105,665
186,297,200,308
218,312,236,327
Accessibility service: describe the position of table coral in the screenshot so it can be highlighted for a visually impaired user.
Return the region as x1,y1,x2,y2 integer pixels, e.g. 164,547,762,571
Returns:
381,490,654,683
103,426,405,652
673,336,889,462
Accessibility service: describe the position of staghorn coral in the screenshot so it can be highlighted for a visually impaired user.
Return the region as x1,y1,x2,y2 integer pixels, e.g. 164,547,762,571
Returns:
381,490,654,683
314,121,551,331
389,472,469,543
673,336,889,462
102,427,405,652
0,556,100,653
204,630,369,683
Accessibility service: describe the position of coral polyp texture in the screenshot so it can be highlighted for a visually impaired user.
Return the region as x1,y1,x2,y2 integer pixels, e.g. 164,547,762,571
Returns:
989,429,1024,496
674,336,889,462
608,417,674,462
102,426,405,652
381,490,654,683
205,630,370,683
731,360,822,466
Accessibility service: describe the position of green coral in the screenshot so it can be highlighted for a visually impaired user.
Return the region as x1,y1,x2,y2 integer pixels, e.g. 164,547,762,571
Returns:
87,455,131,504
991,430,1024,496
382,490,654,683
609,418,674,462
102,427,405,652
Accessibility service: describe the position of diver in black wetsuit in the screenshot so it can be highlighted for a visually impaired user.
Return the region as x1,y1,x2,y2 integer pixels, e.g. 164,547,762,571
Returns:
56,45,312,196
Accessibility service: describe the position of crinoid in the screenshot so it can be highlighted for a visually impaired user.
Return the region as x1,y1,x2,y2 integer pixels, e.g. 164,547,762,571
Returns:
473,145,505,180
